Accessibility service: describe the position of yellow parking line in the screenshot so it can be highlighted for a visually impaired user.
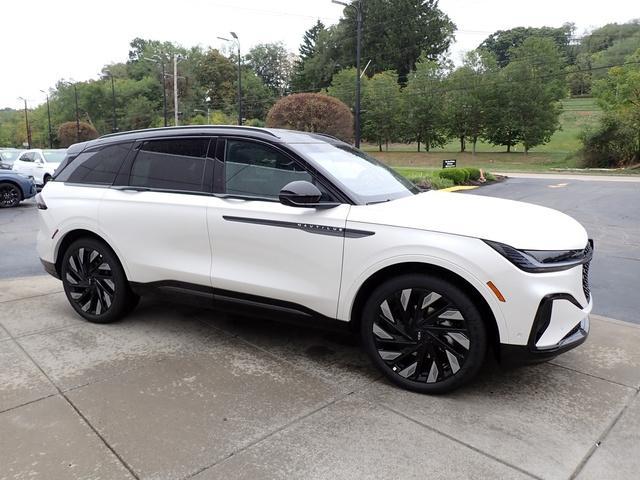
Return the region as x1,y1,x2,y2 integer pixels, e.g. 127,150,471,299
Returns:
439,185,479,192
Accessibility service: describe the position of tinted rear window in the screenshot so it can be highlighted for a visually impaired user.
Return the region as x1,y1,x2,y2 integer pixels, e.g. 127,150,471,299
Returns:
129,138,209,192
55,143,133,185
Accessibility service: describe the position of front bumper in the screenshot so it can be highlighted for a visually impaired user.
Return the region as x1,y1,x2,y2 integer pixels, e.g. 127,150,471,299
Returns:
500,292,590,365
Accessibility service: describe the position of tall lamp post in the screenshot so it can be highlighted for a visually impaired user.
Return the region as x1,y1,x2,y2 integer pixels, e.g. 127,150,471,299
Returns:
218,33,242,125
17,97,31,149
39,90,53,148
332,0,362,148
105,72,118,132
148,55,169,127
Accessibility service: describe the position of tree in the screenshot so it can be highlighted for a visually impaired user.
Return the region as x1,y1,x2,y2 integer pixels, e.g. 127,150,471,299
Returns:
194,48,237,113
240,69,276,121
566,53,592,96
484,38,566,152
291,26,341,92
361,71,402,151
337,0,455,82
592,49,640,160
479,24,575,68
444,51,494,154
57,121,99,147
245,42,294,95
326,67,368,111
292,20,326,91
402,59,447,151
266,93,353,142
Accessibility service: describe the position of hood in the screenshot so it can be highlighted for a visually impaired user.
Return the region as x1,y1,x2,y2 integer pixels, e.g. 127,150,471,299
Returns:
347,191,588,250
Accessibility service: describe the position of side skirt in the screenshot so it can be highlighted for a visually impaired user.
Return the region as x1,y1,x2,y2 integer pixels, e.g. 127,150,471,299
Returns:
129,280,353,333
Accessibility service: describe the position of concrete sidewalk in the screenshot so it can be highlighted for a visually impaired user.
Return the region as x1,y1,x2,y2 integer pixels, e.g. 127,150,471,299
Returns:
1,275,639,480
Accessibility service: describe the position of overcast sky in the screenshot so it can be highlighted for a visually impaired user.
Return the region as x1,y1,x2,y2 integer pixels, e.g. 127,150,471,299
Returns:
1,0,637,109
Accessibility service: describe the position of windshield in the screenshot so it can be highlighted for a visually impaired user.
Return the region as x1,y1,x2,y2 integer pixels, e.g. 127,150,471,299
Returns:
42,149,66,164
291,143,418,204
0,150,20,164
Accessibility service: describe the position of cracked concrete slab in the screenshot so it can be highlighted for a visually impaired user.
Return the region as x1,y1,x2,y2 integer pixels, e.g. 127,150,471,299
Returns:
65,337,343,480
0,395,134,479
552,315,640,388
364,361,635,480
17,300,232,391
577,392,640,479
196,394,532,480
201,311,378,391
0,292,77,338
0,340,55,412
0,275,63,303
0,323,9,341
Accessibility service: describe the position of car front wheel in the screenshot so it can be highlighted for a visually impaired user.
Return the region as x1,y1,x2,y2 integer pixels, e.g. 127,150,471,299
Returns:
61,237,138,323
0,183,21,208
361,273,487,394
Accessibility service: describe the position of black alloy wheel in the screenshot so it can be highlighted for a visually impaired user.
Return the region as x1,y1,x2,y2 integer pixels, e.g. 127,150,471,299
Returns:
361,274,486,393
61,238,138,323
0,183,21,208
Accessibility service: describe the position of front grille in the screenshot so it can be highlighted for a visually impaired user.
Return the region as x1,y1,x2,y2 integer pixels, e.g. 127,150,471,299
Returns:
582,241,593,302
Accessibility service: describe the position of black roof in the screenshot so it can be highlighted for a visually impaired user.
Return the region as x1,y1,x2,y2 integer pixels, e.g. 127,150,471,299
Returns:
73,126,347,153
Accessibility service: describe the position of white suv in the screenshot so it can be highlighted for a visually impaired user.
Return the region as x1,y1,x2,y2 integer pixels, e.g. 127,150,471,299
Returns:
36,127,593,393
13,148,66,186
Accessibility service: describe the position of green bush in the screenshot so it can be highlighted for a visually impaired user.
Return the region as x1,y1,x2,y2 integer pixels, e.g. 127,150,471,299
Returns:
438,168,467,185
463,167,482,181
429,176,455,190
404,172,454,190
484,171,496,181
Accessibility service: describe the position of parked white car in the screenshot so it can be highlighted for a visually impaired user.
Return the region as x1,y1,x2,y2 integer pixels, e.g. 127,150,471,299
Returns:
12,148,66,186
36,126,593,393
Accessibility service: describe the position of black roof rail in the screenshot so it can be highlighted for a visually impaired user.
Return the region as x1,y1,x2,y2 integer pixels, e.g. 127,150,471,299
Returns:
99,125,280,139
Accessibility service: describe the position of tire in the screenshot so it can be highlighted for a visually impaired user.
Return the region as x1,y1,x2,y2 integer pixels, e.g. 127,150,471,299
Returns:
361,273,487,394
0,182,21,208
61,237,138,323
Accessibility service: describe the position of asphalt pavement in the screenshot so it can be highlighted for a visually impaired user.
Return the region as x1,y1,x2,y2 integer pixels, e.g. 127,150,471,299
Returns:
470,175,640,324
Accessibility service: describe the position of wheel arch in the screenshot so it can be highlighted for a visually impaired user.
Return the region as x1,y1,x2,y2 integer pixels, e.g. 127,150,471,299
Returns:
54,229,126,278
348,261,502,357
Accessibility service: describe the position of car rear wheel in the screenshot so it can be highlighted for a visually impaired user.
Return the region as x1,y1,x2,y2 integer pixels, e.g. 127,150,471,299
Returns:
361,273,487,394
0,183,21,208
61,237,138,323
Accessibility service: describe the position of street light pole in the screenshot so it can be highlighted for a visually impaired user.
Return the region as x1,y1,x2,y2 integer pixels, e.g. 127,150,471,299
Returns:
18,97,31,149
73,83,80,142
173,55,180,126
109,73,118,132
40,90,53,148
332,0,362,148
218,33,242,126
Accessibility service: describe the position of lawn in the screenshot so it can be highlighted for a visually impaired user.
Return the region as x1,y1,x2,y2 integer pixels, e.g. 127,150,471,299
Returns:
363,97,621,174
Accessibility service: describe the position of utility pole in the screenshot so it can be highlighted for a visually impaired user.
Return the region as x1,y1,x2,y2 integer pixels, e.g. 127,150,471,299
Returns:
73,83,80,142
109,73,118,132
40,90,53,148
174,55,179,126
218,33,242,125
18,97,31,149
332,0,362,148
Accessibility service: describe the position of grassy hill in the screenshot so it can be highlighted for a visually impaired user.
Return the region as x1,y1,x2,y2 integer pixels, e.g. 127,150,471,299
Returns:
365,97,606,173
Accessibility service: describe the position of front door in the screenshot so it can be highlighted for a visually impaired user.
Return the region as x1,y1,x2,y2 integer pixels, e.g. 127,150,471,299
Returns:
208,138,349,318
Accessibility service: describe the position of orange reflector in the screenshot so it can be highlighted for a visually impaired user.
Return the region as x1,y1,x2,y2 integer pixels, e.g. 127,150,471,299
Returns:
487,281,506,302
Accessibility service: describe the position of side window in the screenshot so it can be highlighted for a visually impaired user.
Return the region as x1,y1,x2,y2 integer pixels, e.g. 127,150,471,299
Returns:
130,138,209,192
19,153,34,162
224,140,312,198
55,142,133,185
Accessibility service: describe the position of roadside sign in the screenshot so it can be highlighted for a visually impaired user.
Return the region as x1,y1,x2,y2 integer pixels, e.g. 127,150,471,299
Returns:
442,159,456,169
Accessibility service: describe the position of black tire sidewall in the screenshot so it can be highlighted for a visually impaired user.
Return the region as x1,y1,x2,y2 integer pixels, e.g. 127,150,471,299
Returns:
61,237,132,323
361,273,487,394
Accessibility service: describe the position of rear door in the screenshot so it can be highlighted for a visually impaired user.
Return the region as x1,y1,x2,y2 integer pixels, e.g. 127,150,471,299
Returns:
207,138,350,318
99,137,215,287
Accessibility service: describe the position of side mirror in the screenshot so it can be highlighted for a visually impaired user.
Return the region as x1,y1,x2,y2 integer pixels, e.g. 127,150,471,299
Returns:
279,181,340,209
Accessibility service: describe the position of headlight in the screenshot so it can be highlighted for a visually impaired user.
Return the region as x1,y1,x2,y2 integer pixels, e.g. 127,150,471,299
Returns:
484,239,593,273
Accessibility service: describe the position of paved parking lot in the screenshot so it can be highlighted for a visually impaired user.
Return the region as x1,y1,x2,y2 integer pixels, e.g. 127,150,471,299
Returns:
1,175,639,479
